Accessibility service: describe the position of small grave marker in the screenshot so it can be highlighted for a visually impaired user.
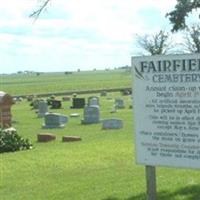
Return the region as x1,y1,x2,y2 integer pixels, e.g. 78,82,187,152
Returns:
62,136,81,142
51,100,62,109
115,98,125,109
37,133,56,142
102,119,123,129
100,91,107,96
62,96,71,101
70,113,80,117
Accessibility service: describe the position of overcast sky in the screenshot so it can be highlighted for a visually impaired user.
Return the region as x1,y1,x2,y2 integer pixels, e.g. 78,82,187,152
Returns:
0,0,180,73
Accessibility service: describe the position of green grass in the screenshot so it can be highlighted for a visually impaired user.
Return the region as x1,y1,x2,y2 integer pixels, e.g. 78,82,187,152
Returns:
1,93,200,200
0,70,131,95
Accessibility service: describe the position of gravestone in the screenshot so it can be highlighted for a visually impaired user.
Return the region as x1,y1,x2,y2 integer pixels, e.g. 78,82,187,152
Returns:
110,105,117,113
121,89,131,96
81,105,100,124
51,100,62,109
88,96,99,106
13,96,23,103
70,113,80,117
38,101,48,117
37,133,56,142
62,136,81,142
31,99,41,109
0,91,14,128
102,119,123,129
47,95,56,106
43,113,68,128
100,91,107,96
71,98,85,109
73,93,77,98
115,98,125,109
62,96,71,101
27,95,34,102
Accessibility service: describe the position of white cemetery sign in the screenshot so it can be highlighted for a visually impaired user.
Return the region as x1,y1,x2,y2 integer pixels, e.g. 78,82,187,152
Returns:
132,53,200,169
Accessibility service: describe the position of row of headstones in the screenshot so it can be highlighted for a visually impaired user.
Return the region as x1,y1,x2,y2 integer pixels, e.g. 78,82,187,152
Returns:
42,112,123,130
36,97,126,118
14,89,131,104
37,134,81,142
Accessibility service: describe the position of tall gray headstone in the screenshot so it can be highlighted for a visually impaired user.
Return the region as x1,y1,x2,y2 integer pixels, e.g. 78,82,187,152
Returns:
43,113,68,128
81,106,100,124
38,101,48,117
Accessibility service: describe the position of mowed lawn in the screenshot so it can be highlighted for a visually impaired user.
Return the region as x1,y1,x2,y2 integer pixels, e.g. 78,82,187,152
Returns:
0,70,131,95
1,92,200,200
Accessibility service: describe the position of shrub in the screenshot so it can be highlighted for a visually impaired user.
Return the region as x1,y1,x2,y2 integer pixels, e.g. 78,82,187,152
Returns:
0,127,32,153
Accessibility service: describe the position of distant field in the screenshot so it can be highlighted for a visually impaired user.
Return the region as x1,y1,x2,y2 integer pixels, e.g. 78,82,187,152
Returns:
0,70,132,96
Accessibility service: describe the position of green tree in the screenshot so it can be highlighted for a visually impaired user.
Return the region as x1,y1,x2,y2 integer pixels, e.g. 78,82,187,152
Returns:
136,30,172,55
183,24,200,53
166,0,200,32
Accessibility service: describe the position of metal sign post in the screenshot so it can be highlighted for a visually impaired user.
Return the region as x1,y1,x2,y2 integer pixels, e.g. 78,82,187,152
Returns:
145,166,156,200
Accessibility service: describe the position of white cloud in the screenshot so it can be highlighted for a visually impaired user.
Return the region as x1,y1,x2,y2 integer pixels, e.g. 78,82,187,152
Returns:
0,0,179,73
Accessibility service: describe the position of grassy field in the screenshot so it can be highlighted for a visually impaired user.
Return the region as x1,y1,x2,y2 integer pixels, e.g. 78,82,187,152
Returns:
0,70,131,96
1,92,200,200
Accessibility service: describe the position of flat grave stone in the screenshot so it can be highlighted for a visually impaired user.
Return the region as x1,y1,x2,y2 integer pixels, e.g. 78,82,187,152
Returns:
62,136,81,142
70,113,80,117
37,133,56,142
102,118,123,129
